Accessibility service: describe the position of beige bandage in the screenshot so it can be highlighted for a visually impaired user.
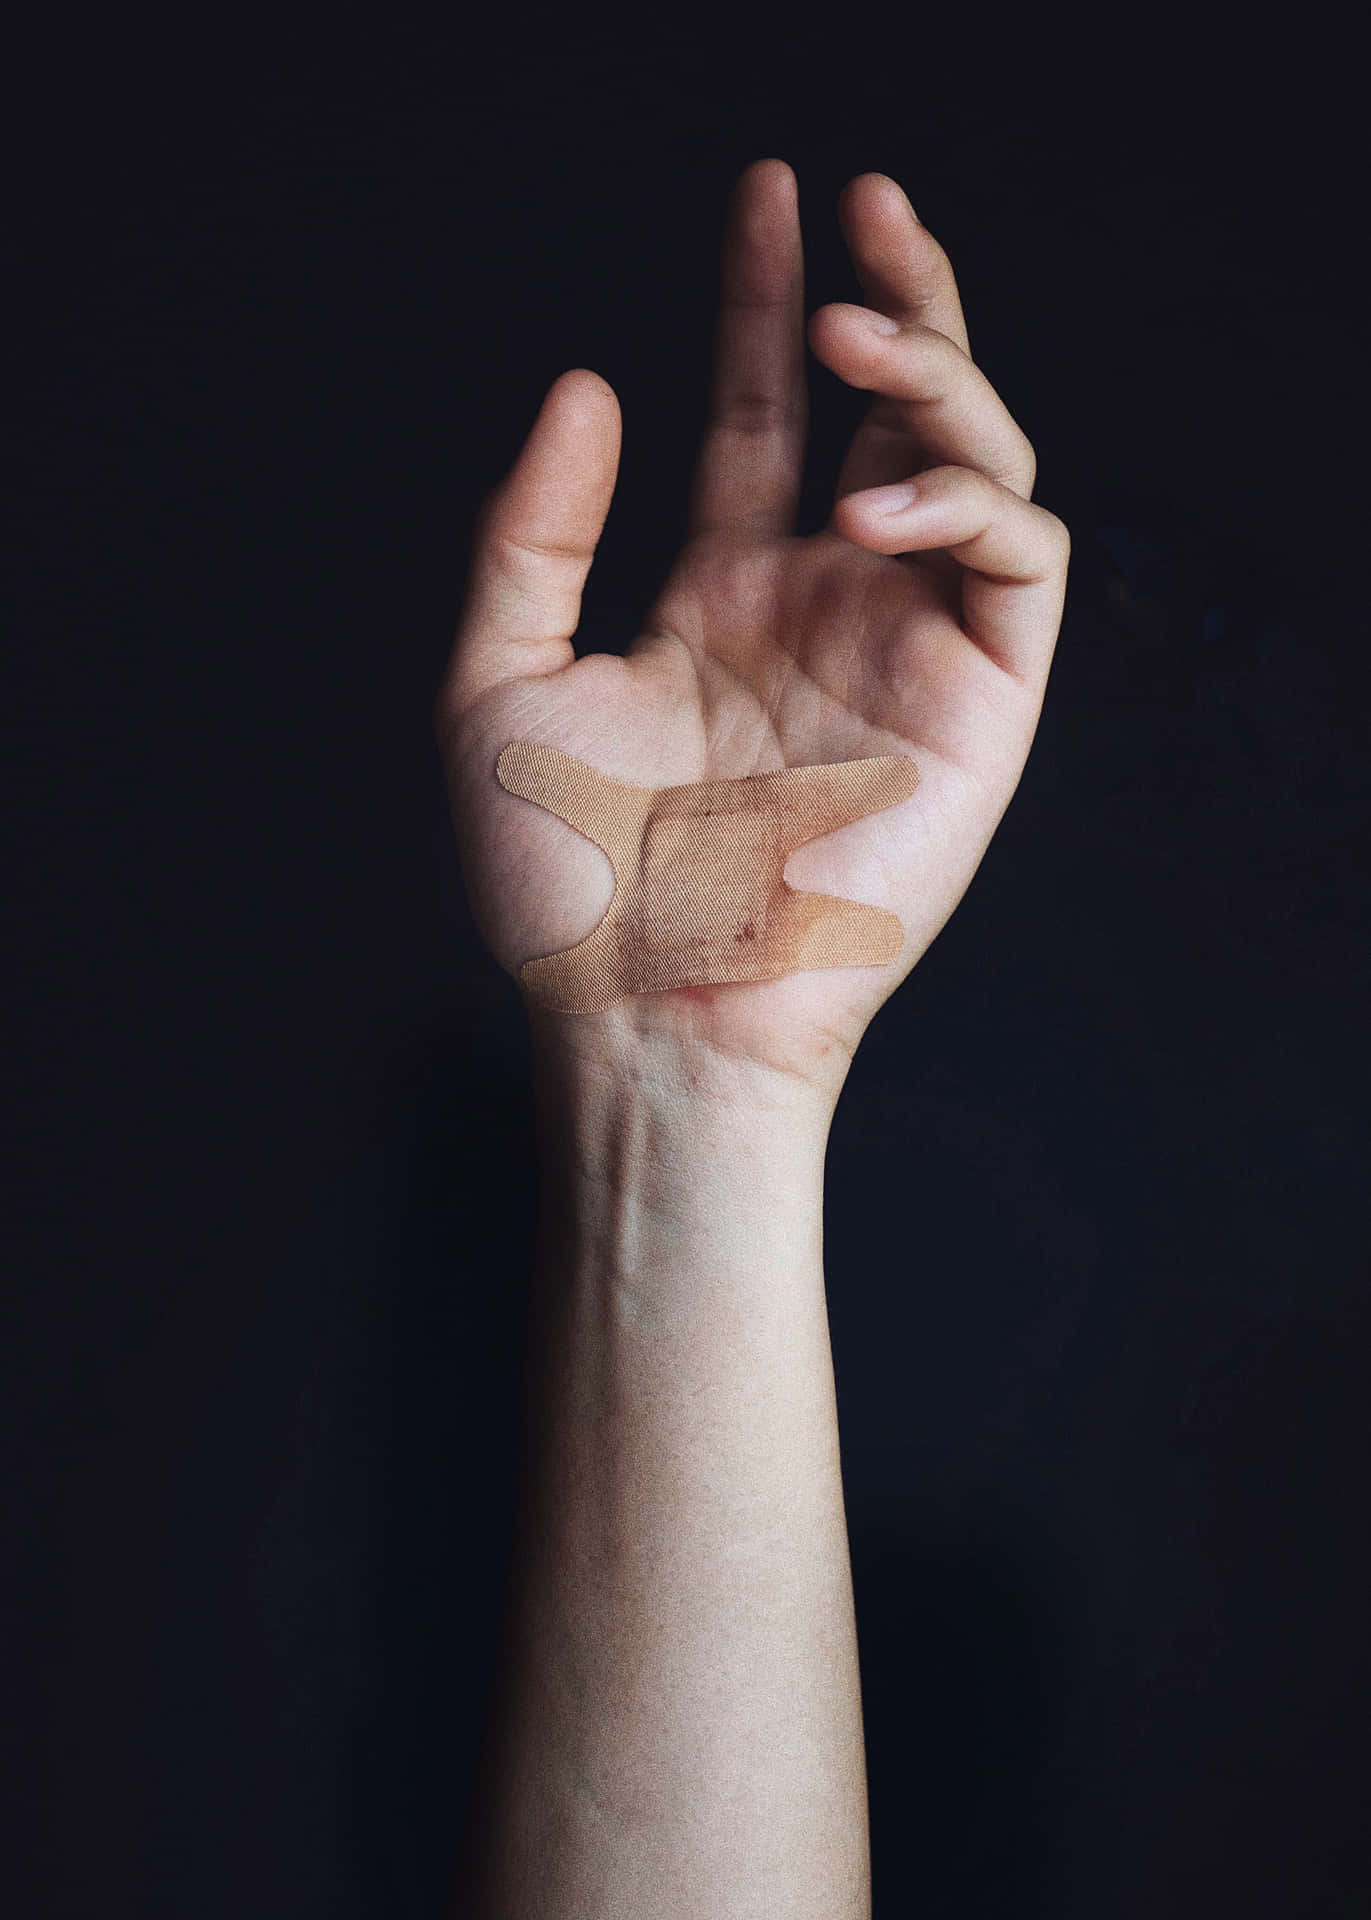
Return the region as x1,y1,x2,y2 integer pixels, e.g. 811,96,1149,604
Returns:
496,739,920,1013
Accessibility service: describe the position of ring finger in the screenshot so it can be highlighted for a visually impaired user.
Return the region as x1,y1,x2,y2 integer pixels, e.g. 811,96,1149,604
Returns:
808,301,1039,505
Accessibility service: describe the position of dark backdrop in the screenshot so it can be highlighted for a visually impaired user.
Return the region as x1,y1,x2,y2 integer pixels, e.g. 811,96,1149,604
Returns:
6,17,1368,1918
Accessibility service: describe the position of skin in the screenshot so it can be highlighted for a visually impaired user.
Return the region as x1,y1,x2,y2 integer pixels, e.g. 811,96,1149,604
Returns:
438,159,1070,1917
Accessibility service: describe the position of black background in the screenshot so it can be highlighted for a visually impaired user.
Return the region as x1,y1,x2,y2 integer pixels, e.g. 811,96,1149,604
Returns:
6,15,1369,1917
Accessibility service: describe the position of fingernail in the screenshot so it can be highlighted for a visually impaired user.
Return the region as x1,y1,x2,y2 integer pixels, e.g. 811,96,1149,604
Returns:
866,478,921,514
862,309,901,336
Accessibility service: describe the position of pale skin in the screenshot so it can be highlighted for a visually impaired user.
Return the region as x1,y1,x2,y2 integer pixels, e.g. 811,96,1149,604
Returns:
438,158,1070,1916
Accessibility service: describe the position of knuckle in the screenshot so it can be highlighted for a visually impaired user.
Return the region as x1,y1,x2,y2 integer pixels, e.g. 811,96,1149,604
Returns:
496,529,587,564
909,321,961,369
964,465,1001,507
924,463,998,512
1038,507,1072,557
718,390,803,435
990,438,1036,501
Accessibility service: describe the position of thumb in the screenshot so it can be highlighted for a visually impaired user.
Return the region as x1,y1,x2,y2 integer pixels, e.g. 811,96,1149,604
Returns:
443,367,621,714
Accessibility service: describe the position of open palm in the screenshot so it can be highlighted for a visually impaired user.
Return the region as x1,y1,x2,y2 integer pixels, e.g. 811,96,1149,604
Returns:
437,160,1070,1099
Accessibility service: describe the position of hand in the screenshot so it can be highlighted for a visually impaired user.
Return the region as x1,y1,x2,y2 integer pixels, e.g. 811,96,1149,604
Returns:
436,159,1070,1104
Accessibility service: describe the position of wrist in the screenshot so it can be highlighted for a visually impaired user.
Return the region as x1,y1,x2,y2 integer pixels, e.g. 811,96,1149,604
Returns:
524,993,849,1131
524,1002,835,1291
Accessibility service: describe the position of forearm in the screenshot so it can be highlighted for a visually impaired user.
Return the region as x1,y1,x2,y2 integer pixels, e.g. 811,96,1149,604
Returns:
458,1020,870,1918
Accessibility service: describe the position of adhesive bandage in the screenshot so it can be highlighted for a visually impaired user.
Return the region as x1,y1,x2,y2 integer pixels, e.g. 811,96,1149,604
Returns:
496,739,920,1013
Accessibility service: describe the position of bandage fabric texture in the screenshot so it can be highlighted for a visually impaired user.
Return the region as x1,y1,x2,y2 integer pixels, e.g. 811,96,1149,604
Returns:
496,740,920,1013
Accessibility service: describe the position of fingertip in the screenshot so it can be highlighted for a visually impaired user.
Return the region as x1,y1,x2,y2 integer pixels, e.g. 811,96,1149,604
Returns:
830,495,884,550
737,156,802,215
744,156,796,201
805,302,841,345
831,488,930,555
555,367,619,408
840,171,920,228
546,369,621,462
805,303,878,367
